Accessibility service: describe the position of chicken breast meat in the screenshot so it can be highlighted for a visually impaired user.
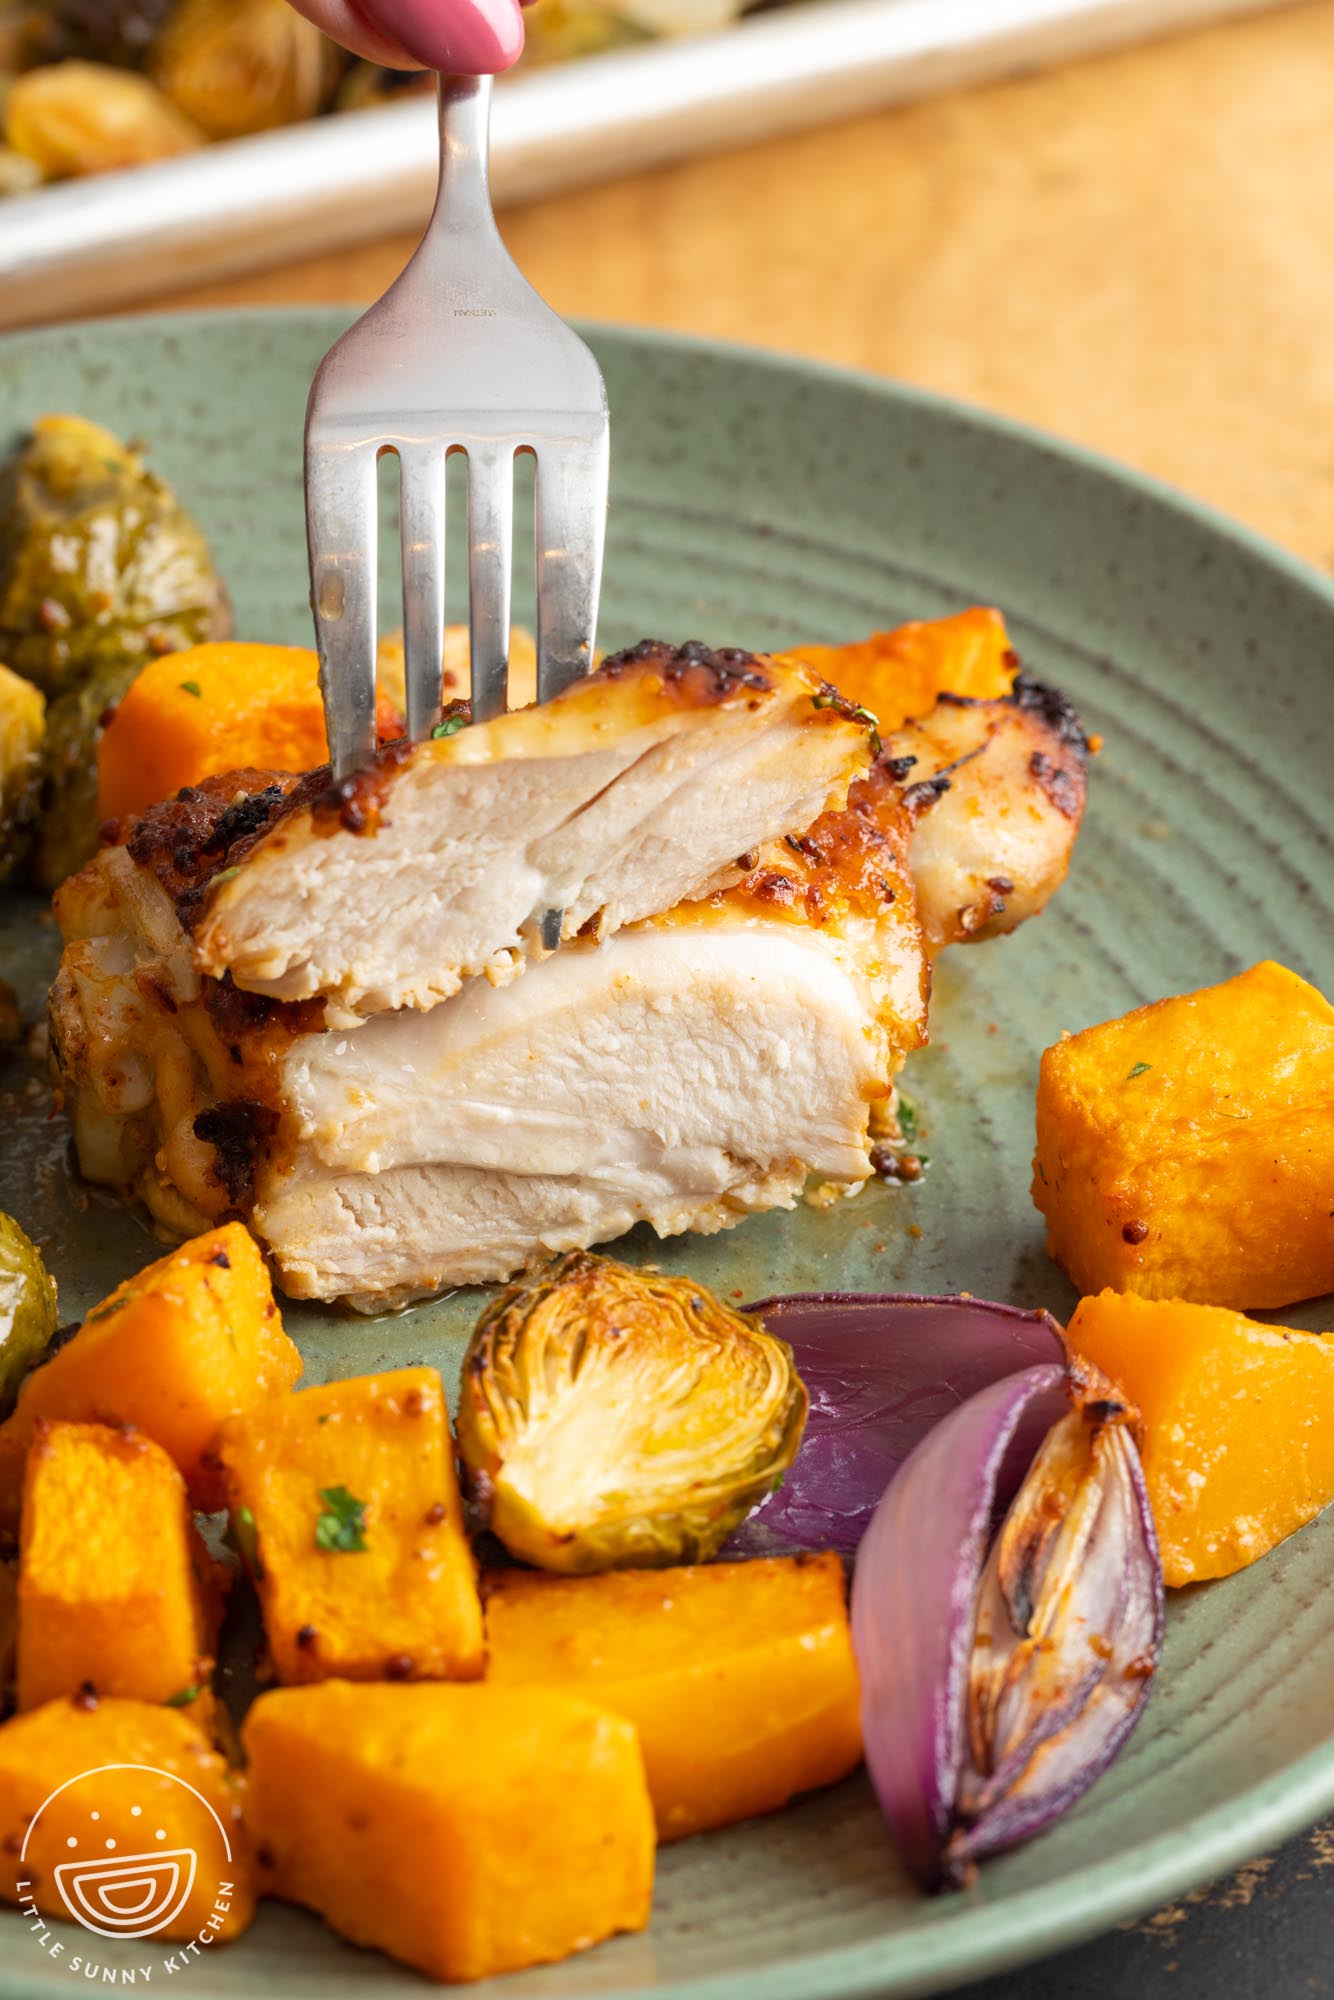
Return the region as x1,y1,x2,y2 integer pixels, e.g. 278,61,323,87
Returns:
189,639,873,1026
49,634,1089,1309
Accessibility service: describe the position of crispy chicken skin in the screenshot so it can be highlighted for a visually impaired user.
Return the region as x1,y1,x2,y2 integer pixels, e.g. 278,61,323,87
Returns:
49,641,1089,1308
888,677,1089,952
185,640,874,1026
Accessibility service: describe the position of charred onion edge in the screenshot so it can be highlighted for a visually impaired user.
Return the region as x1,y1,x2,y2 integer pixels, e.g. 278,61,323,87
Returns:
850,1358,1163,1890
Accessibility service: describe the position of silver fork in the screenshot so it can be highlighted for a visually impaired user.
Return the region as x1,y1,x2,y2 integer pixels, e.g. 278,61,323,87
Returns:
304,71,609,786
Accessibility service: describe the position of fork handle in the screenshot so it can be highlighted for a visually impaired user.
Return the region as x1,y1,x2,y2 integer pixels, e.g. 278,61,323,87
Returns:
430,73,501,245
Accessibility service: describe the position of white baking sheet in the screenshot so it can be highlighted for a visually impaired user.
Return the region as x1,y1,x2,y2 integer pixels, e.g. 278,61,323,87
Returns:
0,0,1299,328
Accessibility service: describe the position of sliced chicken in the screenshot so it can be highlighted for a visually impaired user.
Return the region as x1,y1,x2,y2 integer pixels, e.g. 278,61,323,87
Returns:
889,677,1089,951
259,903,925,1307
184,641,873,1025
52,801,926,1308
49,634,1089,1309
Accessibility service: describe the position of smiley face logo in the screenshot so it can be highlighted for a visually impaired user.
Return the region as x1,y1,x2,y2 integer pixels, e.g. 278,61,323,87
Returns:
21,1765,233,1943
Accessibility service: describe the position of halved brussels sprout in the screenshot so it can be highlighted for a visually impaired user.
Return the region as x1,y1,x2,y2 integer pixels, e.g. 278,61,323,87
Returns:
0,148,43,197
456,1251,808,1572
25,0,180,70
0,660,44,884
519,3,648,65
29,653,142,890
148,0,341,141
0,1212,58,1420
0,414,229,697
4,60,203,178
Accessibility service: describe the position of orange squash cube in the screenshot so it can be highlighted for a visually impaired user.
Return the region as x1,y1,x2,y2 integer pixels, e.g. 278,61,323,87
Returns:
243,1679,654,1982
1067,1290,1334,1585
789,607,1017,732
1033,961,1334,1309
484,1551,862,1838
97,641,404,823
0,1224,301,1533
217,1368,483,1685
17,1421,221,1717
0,1697,253,1940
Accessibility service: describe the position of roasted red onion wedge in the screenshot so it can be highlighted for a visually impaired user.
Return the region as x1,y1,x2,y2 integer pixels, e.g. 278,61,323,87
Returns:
851,1360,1163,1889
731,1293,1064,1557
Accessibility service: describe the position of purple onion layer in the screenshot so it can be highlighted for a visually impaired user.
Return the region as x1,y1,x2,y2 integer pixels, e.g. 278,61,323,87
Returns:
731,1293,1065,1558
850,1360,1164,1889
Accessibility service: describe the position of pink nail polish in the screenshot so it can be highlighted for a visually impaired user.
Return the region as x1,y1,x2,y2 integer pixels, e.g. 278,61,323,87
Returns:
355,0,525,76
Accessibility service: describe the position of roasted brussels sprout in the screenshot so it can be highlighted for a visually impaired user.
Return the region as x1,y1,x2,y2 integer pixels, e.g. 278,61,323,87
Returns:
457,1251,808,1572
0,148,42,197
22,0,179,70
29,653,142,890
148,0,341,141
332,60,432,114
520,0,748,65
520,2,647,64
0,1212,58,1421
0,415,229,697
4,59,203,178
0,660,44,883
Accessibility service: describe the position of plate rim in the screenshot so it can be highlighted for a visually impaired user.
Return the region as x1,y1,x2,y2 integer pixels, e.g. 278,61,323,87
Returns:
4,302,1333,621
1,304,1332,2000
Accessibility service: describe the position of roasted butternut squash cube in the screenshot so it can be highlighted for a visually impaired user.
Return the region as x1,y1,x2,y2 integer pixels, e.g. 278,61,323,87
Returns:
484,1551,862,1838
17,1421,221,1717
218,1367,482,1685
1067,1290,1334,1585
243,1679,654,1981
789,607,1016,732
98,641,404,823
1033,962,1334,1309
0,1223,300,1533
0,1696,253,1939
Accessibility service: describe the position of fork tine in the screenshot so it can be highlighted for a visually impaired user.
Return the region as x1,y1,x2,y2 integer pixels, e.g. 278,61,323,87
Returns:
306,439,379,779
466,444,515,724
535,430,609,706
398,446,447,740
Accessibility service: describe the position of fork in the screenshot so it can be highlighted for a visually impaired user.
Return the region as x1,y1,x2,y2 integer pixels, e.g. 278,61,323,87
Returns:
304,71,610,789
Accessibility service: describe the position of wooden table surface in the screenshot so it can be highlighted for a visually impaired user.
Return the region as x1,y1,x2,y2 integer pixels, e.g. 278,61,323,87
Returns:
138,0,1334,570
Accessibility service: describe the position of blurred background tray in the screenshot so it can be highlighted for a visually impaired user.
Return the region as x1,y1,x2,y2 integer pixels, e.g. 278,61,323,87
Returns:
0,0,1299,328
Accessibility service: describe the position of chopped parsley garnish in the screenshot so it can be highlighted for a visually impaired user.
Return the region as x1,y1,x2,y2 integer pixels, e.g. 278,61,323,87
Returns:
315,1485,369,1553
84,1297,126,1325
1125,1062,1153,1081
431,715,468,740
225,1503,263,1579
163,1685,201,1708
179,680,203,698
896,1095,921,1146
811,690,882,756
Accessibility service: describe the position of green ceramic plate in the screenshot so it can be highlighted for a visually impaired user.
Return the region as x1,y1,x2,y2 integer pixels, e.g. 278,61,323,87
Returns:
0,310,1332,2000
